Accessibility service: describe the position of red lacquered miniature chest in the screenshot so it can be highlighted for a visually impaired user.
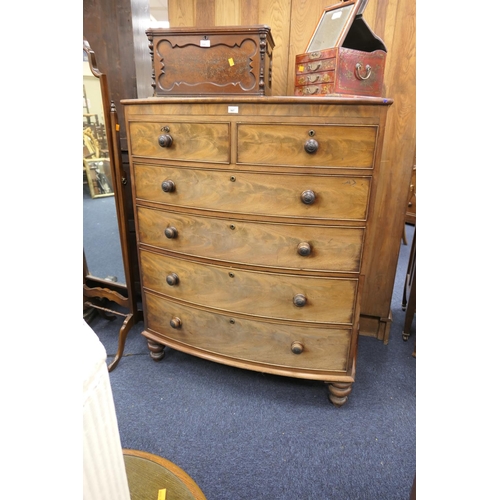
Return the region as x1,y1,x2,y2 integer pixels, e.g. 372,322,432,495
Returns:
294,0,386,97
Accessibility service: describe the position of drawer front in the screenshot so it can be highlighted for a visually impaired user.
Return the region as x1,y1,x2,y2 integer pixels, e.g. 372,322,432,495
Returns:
144,291,352,373
140,250,357,324
295,48,337,64
295,83,339,97
129,121,230,163
237,123,377,168
137,206,364,273
134,164,370,220
295,71,336,87
296,58,337,75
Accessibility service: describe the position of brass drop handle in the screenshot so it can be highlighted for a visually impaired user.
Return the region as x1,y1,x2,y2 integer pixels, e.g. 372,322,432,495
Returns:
291,341,304,354
304,138,319,154
170,317,182,329
164,226,178,239
301,190,316,205
355,63,372,80
166,273,179,286
297,242,312,257
161,179,176,193
307,62,321,71
158,134,173,148
303,86,320,95
293,294,307,307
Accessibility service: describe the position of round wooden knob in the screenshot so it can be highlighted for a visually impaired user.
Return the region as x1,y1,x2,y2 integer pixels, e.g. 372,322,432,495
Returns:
297,242,312,256
158,134,173,148
301,190,316,205
304,138,318,154
166,273,179,286
161,179,176,192
293,294,307,307
170,317,182,329
291,341,304,354
164,226,178,239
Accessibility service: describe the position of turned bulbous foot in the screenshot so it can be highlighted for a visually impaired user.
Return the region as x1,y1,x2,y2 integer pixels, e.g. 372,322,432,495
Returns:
326,381,353,407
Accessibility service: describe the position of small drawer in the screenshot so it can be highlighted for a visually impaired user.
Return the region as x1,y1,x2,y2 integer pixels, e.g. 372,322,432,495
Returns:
140,250,358,324
236,123,377,168
295,83,339,96
134,164,371,220
295,71,335,86
128,121,230,163
137,206,364,273
296,58,336,75
144,291,352,373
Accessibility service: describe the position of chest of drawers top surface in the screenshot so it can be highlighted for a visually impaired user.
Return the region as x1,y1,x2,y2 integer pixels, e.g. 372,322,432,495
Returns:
121,96,392,119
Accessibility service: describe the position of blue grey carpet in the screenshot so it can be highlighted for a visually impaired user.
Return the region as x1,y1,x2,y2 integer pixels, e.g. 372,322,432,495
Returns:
89,224,416,500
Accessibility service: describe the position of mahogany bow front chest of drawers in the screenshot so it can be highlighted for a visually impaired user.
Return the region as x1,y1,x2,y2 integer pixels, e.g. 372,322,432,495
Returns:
122,95,392,406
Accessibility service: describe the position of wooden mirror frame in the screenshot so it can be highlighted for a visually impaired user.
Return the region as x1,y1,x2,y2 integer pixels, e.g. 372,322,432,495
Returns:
83,38,142,371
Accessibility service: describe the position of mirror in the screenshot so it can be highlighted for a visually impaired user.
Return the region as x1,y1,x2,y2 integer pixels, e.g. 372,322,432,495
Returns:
83,47,125,284
306,1,356,52
83,38,142,371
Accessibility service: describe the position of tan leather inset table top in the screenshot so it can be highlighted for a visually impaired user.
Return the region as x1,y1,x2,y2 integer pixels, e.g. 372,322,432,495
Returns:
123,449,206,500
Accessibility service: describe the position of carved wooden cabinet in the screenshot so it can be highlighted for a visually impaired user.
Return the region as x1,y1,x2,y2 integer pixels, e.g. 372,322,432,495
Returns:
122,96,391,406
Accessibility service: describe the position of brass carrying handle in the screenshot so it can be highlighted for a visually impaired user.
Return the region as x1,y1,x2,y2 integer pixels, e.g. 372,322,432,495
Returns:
355,63,372,80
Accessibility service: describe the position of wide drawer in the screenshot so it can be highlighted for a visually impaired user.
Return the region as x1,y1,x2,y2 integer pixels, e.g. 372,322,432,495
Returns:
134,164,371,221
136,206,364,273
144,291,352,373
140,250,357,324
236,123,377,168
128,121,230,163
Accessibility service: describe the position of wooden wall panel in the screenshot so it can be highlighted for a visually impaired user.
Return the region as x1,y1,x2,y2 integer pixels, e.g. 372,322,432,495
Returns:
215,0,241,25
258,0,292,96
195,0,215,26
169,0,195,26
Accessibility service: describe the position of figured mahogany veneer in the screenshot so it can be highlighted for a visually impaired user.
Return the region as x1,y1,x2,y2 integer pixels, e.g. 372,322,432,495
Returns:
122,95,392,406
